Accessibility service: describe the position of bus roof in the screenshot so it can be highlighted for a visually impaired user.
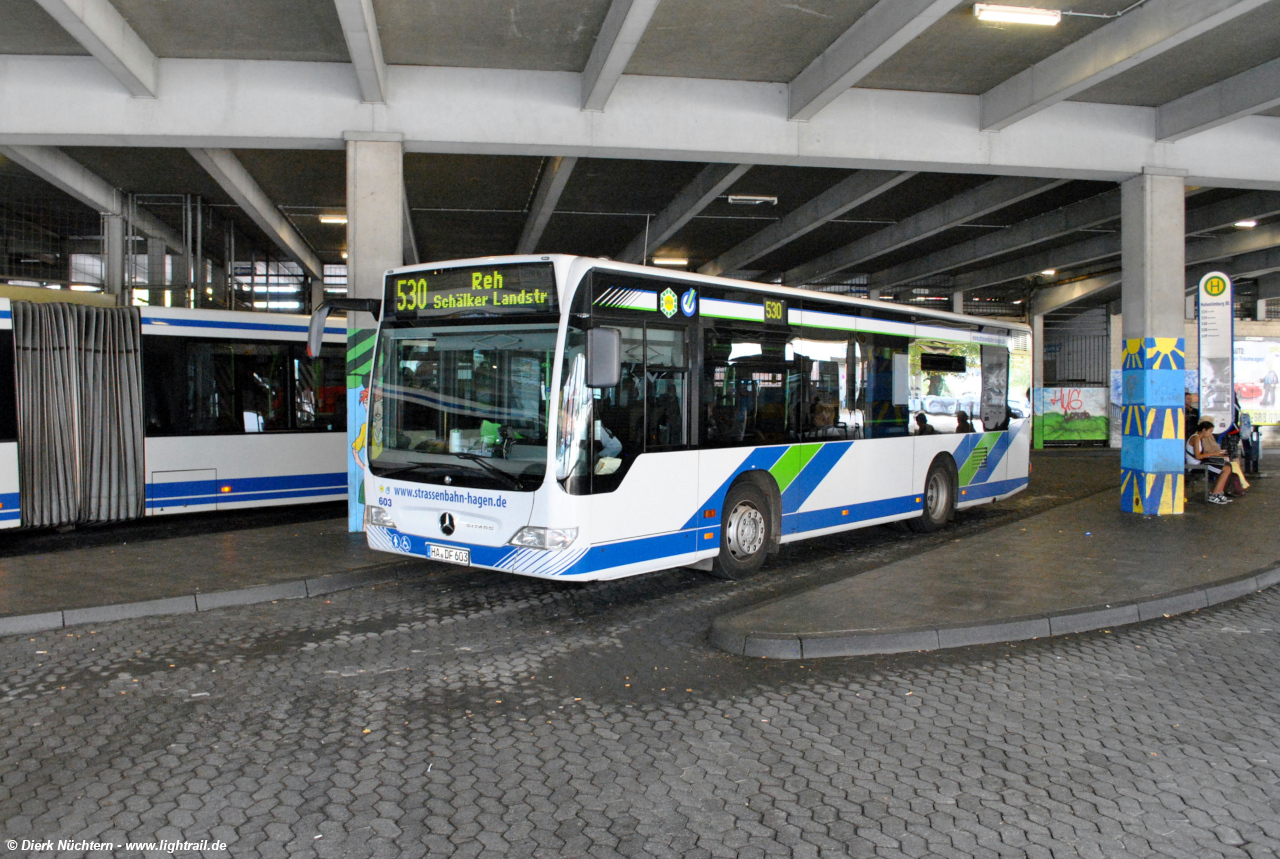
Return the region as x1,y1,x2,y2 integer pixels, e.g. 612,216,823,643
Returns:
383,254,1031,334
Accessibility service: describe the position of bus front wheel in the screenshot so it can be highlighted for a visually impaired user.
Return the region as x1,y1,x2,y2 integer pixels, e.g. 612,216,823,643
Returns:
711,482,772,580
909,458,956,533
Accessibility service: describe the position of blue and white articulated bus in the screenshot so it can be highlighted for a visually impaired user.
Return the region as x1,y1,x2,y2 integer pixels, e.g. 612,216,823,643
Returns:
311,255,1031,581
0,293,347,530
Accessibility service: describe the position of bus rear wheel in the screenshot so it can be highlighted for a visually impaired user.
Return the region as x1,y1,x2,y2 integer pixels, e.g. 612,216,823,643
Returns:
909,458,956,533
711,482,772,580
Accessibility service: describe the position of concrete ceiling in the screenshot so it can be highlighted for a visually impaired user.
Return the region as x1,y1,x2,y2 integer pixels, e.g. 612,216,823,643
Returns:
374,0,611,71
858,2,1116,95
113,0,348,61
0,0,89,54
3,0,1280,318
1073,1,1280,106
627,0,880,82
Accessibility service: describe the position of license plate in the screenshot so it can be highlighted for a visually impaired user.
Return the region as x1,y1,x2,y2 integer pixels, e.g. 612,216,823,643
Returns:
429,544,471,566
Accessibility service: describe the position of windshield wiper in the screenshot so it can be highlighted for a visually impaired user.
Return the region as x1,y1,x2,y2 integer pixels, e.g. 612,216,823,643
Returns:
374,463,441,478
452,454,524,490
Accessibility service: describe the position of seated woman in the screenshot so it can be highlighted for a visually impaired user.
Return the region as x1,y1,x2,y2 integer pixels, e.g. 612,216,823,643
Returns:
914,413,937,435
954,410,975,434
1187,420,1238,504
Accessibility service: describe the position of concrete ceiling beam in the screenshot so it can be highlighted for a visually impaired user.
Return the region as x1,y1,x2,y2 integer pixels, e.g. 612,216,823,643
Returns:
32,0,158,98
924,189,1280,293
618,162,751,264
1157,56,1280,142
946,189,1280,293
187,148,323,281
1186,220,1280,268
783,175,1066,286
333,0,387,104
787,0,964,122
698,170,915,278
1030,274,1122,317
980,0,1274,132
954,233,1121,291
1186,245,1280,287
1185,190,1280,235
5,59,1280,189
581,0,662,111
0,144,183,252
872,190,1122,291
516,156,577,254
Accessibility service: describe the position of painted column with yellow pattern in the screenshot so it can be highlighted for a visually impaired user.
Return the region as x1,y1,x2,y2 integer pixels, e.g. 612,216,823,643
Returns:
1119,169,1186,515
1120,338,1185,514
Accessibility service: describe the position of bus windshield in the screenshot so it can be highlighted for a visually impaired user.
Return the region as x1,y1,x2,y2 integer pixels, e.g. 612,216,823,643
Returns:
368,322,558,491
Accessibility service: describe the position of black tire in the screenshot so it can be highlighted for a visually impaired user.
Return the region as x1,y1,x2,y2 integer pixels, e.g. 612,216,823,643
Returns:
709,481,772,580
908,457,956,533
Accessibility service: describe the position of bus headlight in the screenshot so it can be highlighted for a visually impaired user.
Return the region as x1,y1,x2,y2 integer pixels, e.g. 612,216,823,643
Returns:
365,506,397,529
509,526,578,550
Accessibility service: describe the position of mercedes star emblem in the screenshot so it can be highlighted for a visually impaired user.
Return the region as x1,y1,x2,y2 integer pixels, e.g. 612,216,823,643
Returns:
439,512,456,536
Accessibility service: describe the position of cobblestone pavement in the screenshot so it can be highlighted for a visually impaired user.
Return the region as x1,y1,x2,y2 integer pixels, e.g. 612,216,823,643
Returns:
3,455,1279,858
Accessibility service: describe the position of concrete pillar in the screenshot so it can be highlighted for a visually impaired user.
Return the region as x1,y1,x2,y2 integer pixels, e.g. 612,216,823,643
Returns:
868,288,881,300
951,290,964,314
1031,313,1044,450
146,238,166,307
104,214,125,301
1119,169,1186,515
310,277,324,313
344,133,404,532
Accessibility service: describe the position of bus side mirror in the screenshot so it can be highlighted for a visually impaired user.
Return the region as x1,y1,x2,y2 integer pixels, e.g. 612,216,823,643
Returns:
586,327,621,388
307,298,383,358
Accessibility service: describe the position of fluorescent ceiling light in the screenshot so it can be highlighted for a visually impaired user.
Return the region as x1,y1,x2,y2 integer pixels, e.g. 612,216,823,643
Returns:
974,4,1062,25
727,195,777,206
69,284,100,292
319,214,348,224
652,258,688,266
1235,220,1258,228
1040,269,1057,276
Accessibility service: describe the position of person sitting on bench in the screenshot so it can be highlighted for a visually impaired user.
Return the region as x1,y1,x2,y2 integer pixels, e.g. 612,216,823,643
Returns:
914,413,937,435
1187,420,1236,504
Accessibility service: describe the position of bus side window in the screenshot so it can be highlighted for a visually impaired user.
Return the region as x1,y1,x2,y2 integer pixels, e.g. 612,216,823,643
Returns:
980,345,1010,430
0,332,13,443
143,337,238,435
863,335,910,438
232,342,289,432
293,343,346,432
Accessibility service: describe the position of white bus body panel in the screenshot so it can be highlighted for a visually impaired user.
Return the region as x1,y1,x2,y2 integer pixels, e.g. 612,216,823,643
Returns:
364,425,1030,582
140,306,348,517
0,300,14,528
0,441,18,529
144,433,347,515
139,306,345,343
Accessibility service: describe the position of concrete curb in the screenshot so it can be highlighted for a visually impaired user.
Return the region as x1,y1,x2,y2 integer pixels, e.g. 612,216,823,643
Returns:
0,561,423,638
712,563,1280,659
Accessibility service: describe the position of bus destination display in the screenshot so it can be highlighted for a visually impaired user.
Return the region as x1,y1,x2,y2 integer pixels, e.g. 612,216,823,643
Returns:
386,263,557,318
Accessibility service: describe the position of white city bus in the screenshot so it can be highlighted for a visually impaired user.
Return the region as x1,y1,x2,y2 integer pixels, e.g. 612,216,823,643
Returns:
312,255,1030,581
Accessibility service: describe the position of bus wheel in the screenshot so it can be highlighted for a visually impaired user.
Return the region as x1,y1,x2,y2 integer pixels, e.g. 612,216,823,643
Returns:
909,457,955,533
711,482,772,580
